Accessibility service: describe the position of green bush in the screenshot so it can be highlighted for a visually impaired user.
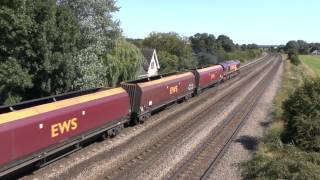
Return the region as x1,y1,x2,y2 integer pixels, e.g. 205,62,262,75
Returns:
241,145,320,179
289,53,301,66
224,49,262,63
282,79,320,151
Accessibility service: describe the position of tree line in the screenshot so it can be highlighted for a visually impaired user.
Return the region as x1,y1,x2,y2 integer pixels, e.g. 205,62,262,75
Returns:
0,1,262,105
129,32,262,74
278,40,320,65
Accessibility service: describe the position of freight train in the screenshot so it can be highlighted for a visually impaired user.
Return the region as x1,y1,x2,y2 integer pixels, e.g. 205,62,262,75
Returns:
0,60,240,177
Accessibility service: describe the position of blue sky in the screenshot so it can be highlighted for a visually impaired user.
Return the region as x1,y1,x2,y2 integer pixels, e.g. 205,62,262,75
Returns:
115,0,319,45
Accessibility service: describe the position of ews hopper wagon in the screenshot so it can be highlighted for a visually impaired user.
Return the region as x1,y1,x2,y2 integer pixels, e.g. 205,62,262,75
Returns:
0,88,130,176
122,72,196,124
193,65,224,94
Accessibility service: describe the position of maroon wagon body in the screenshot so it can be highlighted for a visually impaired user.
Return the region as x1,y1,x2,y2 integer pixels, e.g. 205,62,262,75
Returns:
122,72,196,118
0,88,130,170
196,65,224,89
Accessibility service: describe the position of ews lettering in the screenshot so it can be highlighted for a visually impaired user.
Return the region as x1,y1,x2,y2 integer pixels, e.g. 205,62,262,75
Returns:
210,73,216,80
230,65,237,71
51,118,78,138
170,85,178,95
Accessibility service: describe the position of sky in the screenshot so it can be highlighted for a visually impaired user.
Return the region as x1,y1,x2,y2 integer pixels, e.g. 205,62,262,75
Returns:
115,0,319,45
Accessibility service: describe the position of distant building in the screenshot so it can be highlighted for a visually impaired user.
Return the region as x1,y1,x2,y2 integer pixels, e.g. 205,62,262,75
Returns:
138,48,160,78
311,50,320,55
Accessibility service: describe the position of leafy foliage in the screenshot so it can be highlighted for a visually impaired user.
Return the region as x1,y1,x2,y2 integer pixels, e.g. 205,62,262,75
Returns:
289,53,301,66
142,32,197,73
73,47,106,89
195,52,220,67
0,0,82,104
284,40,315,56
224,49,263,63
103,39,145,86
310,43,320,52
242,145,320,180
0,59,33,104
286,41,300,56
189,33,261,66
282,79,320,151
0,0,126,105
216,35,236,52
189,33,217,54
59,0,120,52
60,0,121,89
157,51,179,73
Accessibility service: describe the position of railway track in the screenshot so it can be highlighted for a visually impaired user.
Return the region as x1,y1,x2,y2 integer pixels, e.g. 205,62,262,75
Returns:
170,55,282,180
21,54,277,179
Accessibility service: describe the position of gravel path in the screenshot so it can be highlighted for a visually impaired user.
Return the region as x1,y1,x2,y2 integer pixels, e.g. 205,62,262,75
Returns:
207,57,284,180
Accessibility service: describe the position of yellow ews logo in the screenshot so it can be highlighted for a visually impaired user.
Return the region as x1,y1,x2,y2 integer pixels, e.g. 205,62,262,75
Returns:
169,85,179,95
51,118,78,138
210,73,216,80
230,65,238,71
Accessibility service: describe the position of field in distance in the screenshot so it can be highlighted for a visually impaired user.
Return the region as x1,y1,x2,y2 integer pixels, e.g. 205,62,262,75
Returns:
300,55,320,77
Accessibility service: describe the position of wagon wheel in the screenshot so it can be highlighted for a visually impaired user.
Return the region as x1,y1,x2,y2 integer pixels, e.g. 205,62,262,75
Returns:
139,117,145,124
131,118,139,126
197,88,202,95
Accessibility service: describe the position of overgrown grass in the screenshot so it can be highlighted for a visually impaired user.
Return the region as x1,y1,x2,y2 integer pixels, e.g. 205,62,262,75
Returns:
241,54,320,179
299,55,320,77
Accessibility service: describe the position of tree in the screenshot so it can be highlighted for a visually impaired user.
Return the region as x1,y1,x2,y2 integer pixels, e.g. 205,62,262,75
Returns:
59,0,121,89
297,40,309,54
73,47,107,89
24,0,83,97
157,51,179,74
282,79,320,151
189,33,217,54
0,0,34,104
126,38,144,48
143,32,197,71
289,54,301,66
0,59,33,104
103,39,145,86
58,0,120,52
0,0,83,104
246,44,259,49
285,41,300,56
196,52,219,66
216,35,236,52
310,43,320,52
